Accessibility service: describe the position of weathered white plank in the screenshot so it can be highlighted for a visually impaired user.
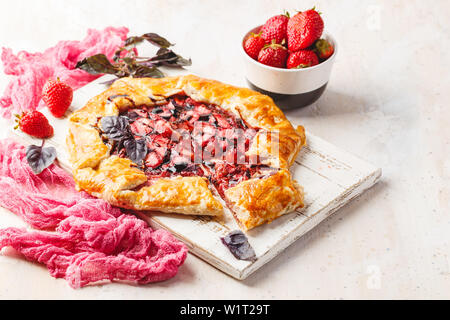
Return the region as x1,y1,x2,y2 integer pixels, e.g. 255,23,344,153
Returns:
11,74,381,280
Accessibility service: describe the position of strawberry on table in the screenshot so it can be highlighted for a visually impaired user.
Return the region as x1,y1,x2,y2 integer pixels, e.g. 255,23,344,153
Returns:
287,7,324,51
42,78,73,118
314,39,334,60
15,110,54,139
244,32,266,60
260,12,290,44
287,50,319,69
257,41,288,68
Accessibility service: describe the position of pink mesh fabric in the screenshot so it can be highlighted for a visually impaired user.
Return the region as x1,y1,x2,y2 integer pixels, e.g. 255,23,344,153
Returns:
0,27,129,118
0,139,188,288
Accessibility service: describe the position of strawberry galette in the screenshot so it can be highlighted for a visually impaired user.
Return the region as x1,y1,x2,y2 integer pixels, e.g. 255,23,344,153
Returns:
67,75,306,230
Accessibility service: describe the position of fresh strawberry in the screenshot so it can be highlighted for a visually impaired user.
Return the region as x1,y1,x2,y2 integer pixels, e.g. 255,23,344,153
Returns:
42,78,73,118
287,8,324,51
257,42,288,68
15,111,54,138
243,32,266,60
260,12,290,44
314,39,334,60
287,50,319,69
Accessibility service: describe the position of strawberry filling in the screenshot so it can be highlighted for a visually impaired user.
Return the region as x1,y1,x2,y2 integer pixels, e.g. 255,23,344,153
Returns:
107,95,274,192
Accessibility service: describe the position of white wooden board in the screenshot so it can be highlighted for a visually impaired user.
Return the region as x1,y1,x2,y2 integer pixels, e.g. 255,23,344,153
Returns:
13,74,381,280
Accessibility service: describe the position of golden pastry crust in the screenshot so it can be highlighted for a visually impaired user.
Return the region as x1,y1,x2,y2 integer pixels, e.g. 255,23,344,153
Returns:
74,157,223,216
67,75,305,229
225,169,303,230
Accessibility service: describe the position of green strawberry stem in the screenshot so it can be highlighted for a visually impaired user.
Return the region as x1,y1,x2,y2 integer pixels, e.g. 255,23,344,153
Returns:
295,64,310,69
311,6,322,14
13,113,21,130
250,31,262,38
263,40,287,50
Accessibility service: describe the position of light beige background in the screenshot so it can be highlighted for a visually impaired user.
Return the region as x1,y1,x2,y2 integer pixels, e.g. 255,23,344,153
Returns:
0,0,449,299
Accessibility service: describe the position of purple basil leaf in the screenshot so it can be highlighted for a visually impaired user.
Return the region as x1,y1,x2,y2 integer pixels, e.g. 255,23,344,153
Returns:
150,56,179,64
75,54,119,75
141,33,173,48
100,116,131,141
150,48,192,67
121,56,136,65
131,64,164,78
123,36,145,48
126,111,141,121
159,61,186,69
173,56,192,67
112,49,123,62
124,137,147,165
26,144,57,175
151,47,175,60
221,230,256,261
137,60,156,68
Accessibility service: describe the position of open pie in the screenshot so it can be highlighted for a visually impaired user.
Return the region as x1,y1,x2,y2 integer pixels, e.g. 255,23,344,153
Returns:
67,75,306,230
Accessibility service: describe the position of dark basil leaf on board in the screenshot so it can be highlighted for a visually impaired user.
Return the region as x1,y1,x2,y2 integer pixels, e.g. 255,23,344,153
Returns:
100,116,131,140
26,144,57,175
221,230,256,261
75,54,119,75
124,137,148,165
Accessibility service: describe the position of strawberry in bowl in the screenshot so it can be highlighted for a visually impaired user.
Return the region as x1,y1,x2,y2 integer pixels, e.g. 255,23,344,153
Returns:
241,7,337,109
257,42,288,68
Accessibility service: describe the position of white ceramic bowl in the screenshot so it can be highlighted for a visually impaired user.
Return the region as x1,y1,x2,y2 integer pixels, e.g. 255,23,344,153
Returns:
241,26,337,109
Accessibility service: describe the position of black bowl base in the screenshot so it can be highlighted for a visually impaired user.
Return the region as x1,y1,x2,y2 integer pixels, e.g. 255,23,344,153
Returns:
246,80,327,110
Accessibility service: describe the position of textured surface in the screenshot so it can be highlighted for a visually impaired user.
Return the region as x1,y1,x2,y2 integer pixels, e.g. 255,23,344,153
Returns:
0,0,449,299
0,140,188,288
0,27,128,118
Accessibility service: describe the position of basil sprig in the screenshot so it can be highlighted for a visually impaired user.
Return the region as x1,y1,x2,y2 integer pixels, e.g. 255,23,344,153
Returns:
76,33,191,83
